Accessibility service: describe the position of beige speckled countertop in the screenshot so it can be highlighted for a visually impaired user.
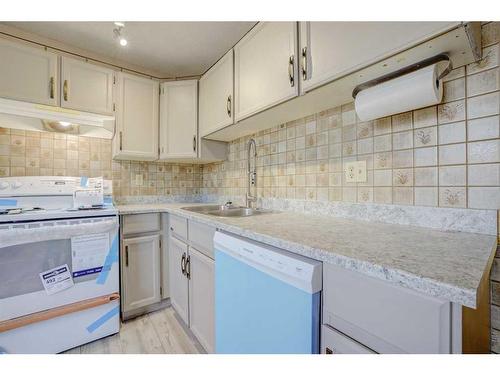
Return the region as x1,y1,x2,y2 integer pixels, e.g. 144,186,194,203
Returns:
116,203,498,308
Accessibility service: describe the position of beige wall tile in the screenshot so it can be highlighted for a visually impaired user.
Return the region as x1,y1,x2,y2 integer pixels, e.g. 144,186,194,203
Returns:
439,143,466,165
439,121,466,145
467,116,499,141
468,164,500,186
414,127,437,148
468,187,500,209
439,187,466,208
467,91,500,119
415,167,438,186
439,165,466,186
468,140,500,163
413,107,437,129
467,68,499,97
415,187,438,206
414,147,437,167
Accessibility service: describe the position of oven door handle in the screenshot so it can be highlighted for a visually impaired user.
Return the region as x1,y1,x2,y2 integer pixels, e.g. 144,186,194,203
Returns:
0,293,120,334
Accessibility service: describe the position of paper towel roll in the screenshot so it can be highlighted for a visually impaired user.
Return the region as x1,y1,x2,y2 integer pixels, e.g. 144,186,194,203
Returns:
354,63,443,122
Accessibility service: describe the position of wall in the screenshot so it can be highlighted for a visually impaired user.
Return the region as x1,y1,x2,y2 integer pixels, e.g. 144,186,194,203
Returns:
0,128,203,199
202,21,500,353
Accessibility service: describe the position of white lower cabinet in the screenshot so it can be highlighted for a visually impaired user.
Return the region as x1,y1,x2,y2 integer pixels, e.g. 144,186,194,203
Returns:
167,214,215,353
168,236,190,325
122,234,161,313
323,263,455,354
188,247,215,353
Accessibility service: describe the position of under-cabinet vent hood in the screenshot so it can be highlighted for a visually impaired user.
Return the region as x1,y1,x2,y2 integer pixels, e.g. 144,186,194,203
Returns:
0,97,115,139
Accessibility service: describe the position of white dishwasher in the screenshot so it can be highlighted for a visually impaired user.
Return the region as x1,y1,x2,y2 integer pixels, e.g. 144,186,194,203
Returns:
214,231,322,354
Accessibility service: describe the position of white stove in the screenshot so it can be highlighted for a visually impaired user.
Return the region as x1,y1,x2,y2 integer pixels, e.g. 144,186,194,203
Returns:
0,176,117,223
0,176,120,354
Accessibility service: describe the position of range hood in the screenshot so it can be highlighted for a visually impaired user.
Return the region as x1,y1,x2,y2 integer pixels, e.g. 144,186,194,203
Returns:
0,97,115,139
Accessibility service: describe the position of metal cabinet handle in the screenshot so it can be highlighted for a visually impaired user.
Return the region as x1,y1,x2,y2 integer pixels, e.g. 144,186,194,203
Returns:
185,255,191,279
170,226,174,231
63,79,68,101
119,131,123,151
288,55,295,87
193,136,197,153
125,245,129,267
181,253,186,275
49,77,55,99
325,347,333,354
226,95,232,117
301,47,308,81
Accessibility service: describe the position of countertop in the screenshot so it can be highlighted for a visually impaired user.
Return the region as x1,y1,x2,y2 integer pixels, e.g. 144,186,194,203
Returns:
115,203,498,308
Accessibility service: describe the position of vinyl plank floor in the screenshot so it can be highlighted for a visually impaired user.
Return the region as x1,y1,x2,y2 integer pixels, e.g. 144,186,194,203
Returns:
63,307,203,354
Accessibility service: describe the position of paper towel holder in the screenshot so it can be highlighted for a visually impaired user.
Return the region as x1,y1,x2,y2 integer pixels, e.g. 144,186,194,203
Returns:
352,53,453,99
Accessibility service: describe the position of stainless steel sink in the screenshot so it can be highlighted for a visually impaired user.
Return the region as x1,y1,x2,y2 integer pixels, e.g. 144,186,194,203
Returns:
181,204,242,213
181,205,273,217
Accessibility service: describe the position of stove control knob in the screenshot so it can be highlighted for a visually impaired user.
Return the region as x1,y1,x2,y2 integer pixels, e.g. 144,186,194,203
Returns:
11,181,22,189
0,181,9,190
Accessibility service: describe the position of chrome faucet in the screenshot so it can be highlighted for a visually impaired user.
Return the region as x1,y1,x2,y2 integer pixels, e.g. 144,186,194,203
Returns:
246,138,257,208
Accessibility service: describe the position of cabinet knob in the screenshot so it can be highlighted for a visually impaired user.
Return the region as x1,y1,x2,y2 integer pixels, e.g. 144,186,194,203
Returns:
63,79,68,101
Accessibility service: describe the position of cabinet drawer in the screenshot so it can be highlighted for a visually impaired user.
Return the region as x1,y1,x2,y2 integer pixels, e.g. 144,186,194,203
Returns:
321,325,375,354
122,213,161,235
188,220,215,260
323,263,451,354
169,214,188,242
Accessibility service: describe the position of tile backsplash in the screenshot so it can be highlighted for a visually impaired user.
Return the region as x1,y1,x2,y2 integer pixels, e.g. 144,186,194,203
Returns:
0,128,202,198
202,22,500,211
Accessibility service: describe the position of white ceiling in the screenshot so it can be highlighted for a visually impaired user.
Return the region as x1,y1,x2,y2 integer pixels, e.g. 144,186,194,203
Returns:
1,22,256,77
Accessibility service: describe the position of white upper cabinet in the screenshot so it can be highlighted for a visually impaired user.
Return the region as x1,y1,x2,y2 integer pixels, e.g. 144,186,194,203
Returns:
113,72,159,161
199,49,234,137
159,80,198,160
0,38,58,106
60,56,115,114
234,22,298,122
299,22,460,94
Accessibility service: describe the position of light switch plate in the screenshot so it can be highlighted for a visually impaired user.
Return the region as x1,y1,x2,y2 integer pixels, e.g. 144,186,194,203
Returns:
135,174,143,186
344,161,367,183
355,160,367,182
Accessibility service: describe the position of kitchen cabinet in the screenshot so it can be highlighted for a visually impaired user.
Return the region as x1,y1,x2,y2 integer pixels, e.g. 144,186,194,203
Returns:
113,72,159,161
323,263,457,353
199,49,234,137
0,38,58,106
122,234,161,313
120,213,168,320
160,80,227,163
168,235,190,325
188,247,215,353
168,214,215,352
298,21,461,94
60,56,115,114
159,80,198,160
234,22,298,122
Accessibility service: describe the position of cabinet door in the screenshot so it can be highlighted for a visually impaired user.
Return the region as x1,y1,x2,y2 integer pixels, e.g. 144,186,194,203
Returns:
234,22,298,122
299,21,460,94
159,80,198,160
122,234,161,313
188,247,215,353
168,236,189,325
60,56,114,114
113,72,159,161
199,49,234,136
0,38,58,106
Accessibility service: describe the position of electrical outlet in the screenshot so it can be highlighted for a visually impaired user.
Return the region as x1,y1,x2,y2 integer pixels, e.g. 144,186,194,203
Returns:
344,162,356,183
344,161,367,183
135,174,143,186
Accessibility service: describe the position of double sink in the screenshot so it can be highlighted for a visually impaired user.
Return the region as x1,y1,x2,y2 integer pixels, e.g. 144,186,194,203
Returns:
181,204,272,217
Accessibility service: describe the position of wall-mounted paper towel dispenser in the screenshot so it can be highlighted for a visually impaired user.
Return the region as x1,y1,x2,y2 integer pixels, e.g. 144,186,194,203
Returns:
353,54,452,122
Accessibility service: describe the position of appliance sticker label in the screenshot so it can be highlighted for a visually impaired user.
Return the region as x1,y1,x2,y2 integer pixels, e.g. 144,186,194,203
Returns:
71,233,110,278
39,264,74,295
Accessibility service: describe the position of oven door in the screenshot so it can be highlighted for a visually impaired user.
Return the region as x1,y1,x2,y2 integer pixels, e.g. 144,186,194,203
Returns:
0,215,119,321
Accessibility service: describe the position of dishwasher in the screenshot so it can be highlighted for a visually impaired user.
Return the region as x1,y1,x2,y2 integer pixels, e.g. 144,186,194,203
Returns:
214,231,322,354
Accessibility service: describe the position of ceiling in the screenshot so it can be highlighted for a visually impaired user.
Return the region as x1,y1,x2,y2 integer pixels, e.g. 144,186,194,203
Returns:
1,22,256,77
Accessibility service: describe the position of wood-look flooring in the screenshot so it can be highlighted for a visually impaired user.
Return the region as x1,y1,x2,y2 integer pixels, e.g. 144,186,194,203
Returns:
64,307,204,354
